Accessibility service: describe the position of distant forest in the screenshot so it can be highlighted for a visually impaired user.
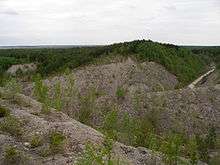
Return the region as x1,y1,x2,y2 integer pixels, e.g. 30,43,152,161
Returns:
0,40,219,86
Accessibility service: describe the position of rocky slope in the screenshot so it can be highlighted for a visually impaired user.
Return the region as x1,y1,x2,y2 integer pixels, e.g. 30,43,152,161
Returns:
23,58,219,136
1,57,218,164
0,88,164,165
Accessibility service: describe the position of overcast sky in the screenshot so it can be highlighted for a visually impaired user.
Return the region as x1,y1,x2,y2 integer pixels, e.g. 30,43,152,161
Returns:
0,0,220,46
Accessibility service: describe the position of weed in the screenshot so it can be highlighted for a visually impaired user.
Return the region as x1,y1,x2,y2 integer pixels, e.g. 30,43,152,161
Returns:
3,146,28,165
78,88,97,125
116,87,125,100
53,80,62,111
4,77,21,94
118,113,136,145
205,126,217,149
33,74,50,104
3,146,19,164
0,116,23,137
30,134,43,148
76,136,123,165
49,131,66,155
195,135,209,162
186,136,199,165
160,134,183,165
102,109,119,140
0,106,10,117
33,74,51,113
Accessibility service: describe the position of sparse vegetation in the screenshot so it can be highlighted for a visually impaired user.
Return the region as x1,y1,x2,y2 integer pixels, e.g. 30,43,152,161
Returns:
186,136,199,165
76,136,124,165
78,88,97,125
49,131,66,155
0,106,10,117
30,134,43,148
33,74,51,113
0,116,23,137
3,146,28,165
53,80,62,111
3,77,21,94
116,87,125,100
160,134,183,165
3,146,20,164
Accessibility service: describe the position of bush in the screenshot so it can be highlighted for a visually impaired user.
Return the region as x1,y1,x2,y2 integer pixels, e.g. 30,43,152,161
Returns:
116,87,125,99
160,134,183,165
3,146,29,165
33,74,49,103
53,80,62,111
33,74,50,113
102,110,119,140
78,89,97,125
0,106,10,117
3,146,20,164
187,136,199,165
195,135,209,163
3,78,21,94
0,116,23,137
30,134,43,148
49,131,66,154
205,126,217,149
76,136,124,165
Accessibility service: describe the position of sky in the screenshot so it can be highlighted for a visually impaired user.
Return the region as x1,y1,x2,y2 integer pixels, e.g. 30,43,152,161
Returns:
0,0,220,46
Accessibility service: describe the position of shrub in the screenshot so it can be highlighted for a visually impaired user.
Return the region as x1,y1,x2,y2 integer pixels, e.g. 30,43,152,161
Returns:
4,78,21,94
0,116,23,137
0,106,10,117
33,74,50,113
49,131,66,155
78,89,96,125
3,146,19,164
53,80,62,111
118,113,136,145
33,74,49,104
76,136,123,165
205,126,217,149
116,87,125,99
3,146,29,165
195,135,209,163
160,134,183,165
186,136,199,165
102,110,119,140
30,134,43,148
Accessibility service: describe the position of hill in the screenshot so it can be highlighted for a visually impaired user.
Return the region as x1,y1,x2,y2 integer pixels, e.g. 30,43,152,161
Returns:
0,40,220,165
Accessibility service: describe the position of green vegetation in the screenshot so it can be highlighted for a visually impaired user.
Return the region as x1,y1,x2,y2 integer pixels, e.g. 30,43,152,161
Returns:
3,146,20,164
160,134,183,164
30,134,43,148
3,77,21,94
3,146,29,165
189,46,220,82
53,80,62,111
0,106,10,117
186,136,199,165
116,87,125,100
49,131,66,154
0,116,23,137
76,136,124,165
33,74,51,113
0,40,208,85
78,88,97,125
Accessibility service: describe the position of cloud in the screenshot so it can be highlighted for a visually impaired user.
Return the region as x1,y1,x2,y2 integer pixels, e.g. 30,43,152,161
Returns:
0,9,19,15
0,0,219,46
